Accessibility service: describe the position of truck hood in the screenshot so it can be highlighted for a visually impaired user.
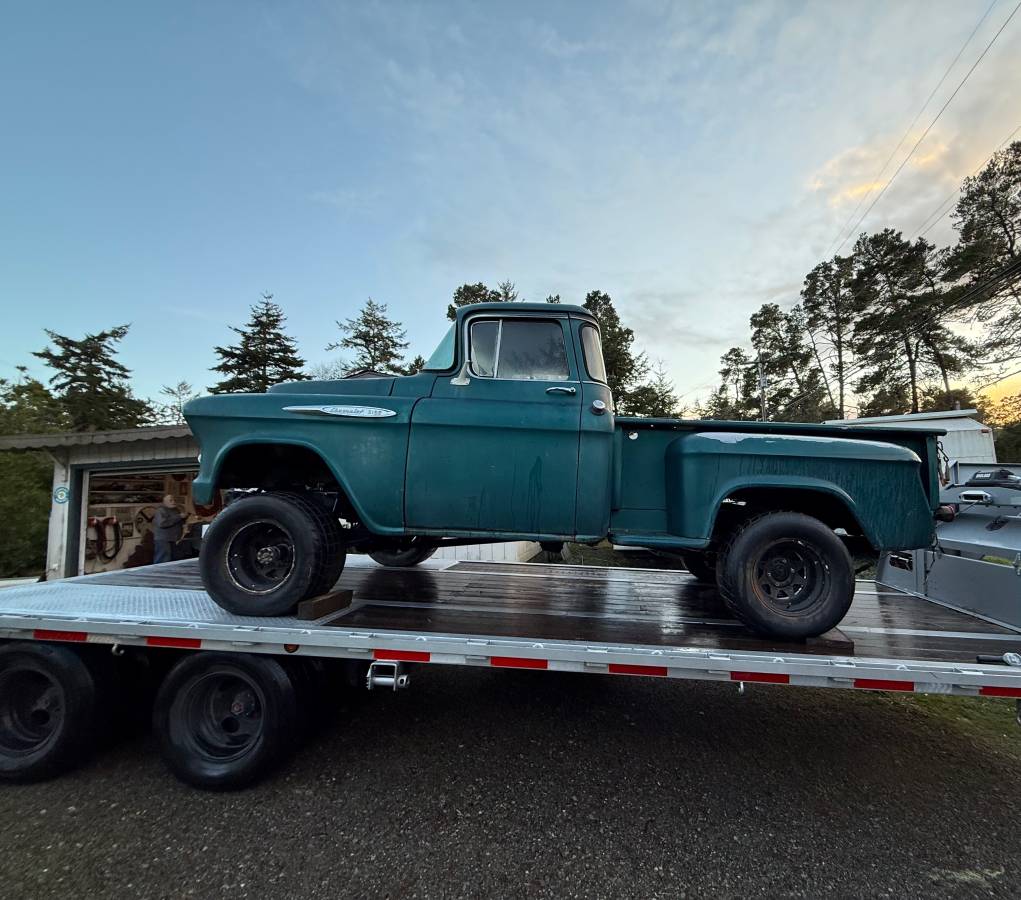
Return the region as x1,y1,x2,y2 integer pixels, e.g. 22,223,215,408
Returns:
267,377,396,397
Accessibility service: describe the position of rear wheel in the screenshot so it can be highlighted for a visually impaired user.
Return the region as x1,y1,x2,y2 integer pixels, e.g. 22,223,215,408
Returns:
0,643,101,782
368,539,437,568
153,652,299,790
717,512,854,640
199,492,346,616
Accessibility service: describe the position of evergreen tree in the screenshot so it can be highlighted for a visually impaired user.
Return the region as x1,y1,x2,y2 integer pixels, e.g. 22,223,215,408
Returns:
328,298,410,374
33,325,152,430
750,303,835,422
210,294,308,394
801,255,857,419
447,282,502,320
851,230,972,414
944,140,1021,360
155,381,199,425
582,290,649,413
398,355,427,375
0,370,69,576
627,361,681,417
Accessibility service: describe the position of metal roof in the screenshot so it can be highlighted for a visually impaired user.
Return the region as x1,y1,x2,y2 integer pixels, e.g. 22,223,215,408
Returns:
825,409,980,425
0,424,193,451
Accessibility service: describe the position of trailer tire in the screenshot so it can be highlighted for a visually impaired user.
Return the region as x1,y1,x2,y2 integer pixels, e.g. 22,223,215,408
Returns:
0,643,100,782
200,492,345,616
717,511,854,640
368,541,437,568
679,551,717,584
153,652,299,790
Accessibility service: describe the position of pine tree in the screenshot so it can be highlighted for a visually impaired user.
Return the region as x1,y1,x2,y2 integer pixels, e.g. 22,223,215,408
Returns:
210,294,308,394
627,361,681,417
33,325,152,431
155,381,199,424
328,298,410,374
582,290,649,413
447,282,501,321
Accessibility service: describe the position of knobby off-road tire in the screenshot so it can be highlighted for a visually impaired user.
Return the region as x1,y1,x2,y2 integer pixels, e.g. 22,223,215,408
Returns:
368,541,437,568
199,492,346,617
0,643,102,782
153,652,299,791
716,511,854,640
679,551,717,584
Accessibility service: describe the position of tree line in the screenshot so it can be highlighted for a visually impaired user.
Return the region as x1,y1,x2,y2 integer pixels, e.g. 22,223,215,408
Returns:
0,282,671,575
697,141,1021,425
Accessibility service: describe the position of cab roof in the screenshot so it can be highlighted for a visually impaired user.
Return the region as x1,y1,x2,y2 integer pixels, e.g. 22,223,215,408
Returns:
455,301,593,319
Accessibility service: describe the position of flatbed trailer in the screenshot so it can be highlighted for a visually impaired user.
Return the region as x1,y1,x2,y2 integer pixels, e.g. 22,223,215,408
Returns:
1,556,1020,790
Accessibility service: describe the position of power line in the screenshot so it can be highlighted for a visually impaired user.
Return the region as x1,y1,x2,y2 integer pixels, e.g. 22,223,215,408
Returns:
773,255,1021,415
826,0,999,256
832,0,1021,256
908,123,1021,239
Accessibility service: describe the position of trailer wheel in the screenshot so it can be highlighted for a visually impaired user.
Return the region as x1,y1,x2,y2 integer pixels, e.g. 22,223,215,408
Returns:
717,512,854,640
368,540,437,568
0,643,100,782
679,551,717,584
153,652,298,790
200,492,345,616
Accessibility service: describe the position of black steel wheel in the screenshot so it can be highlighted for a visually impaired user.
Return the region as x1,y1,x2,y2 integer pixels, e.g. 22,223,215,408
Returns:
200,492,346,616
153,652,299,790
368,539,437,568
0,643,100,782
717,511,854,640
679,551,717,584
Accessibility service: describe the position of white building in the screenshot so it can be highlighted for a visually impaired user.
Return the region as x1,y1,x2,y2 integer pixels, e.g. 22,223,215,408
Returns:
824,409,996,464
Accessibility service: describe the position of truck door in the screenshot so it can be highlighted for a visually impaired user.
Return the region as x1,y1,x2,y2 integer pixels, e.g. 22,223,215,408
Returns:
406,315,582,537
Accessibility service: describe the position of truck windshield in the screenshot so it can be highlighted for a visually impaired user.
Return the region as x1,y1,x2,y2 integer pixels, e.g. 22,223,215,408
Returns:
423,325,456,371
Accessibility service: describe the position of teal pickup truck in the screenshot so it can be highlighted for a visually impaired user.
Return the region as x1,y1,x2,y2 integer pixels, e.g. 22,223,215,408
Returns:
185,302,944,639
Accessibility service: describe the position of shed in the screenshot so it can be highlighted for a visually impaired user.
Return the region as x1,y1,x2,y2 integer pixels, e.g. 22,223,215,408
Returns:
823,409,995,464
0,425,200,578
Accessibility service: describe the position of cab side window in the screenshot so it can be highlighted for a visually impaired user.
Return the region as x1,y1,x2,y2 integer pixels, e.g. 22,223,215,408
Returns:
469,319,570,381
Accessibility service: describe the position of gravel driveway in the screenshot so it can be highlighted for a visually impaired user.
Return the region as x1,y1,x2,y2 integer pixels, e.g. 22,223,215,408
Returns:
1,665,1018,899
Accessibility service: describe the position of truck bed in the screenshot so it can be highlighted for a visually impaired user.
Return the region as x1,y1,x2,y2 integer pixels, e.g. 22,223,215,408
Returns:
1,558,1019,696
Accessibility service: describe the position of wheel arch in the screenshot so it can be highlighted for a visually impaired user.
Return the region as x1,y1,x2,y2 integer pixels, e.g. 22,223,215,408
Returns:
707,479,878,549
199,438,389,532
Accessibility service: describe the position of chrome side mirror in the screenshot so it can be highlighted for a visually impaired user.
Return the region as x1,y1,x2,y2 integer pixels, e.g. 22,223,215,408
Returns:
450,358,472,386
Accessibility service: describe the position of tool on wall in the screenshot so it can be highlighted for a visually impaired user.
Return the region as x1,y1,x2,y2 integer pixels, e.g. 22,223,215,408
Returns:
86,516,124,562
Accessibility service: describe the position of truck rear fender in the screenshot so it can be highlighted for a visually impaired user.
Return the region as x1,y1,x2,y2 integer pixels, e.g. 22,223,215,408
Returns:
708,481,870,546
665,431,934,551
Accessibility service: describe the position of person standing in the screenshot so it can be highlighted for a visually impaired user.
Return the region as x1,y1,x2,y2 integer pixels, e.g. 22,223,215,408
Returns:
153,494,187,564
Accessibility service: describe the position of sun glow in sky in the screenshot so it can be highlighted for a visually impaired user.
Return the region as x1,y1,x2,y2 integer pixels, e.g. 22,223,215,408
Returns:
1,1,1019,407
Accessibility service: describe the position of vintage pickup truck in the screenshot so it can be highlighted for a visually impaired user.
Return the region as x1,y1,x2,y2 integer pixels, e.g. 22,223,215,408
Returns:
184,301,944,639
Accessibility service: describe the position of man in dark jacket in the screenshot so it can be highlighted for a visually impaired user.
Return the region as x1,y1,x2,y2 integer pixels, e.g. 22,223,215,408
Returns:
153,494,188,564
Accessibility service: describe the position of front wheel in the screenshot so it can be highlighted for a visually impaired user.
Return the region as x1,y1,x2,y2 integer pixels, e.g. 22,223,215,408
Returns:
717,512,854,640
199,492,346,616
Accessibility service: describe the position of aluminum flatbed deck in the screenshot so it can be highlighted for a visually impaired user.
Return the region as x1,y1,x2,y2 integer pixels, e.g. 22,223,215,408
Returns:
2,557,1020,698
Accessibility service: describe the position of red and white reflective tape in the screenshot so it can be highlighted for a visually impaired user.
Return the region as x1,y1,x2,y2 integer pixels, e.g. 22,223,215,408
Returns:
21,631,1021,698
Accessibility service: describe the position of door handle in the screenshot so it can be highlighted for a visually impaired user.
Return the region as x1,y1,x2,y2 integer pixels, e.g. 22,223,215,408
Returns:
545,386,577,395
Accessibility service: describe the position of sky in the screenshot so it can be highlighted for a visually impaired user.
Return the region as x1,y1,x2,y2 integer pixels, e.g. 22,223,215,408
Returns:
1,0,1020,409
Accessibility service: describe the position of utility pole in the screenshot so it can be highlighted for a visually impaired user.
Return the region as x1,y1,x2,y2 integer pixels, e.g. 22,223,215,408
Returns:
757,354,767,421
